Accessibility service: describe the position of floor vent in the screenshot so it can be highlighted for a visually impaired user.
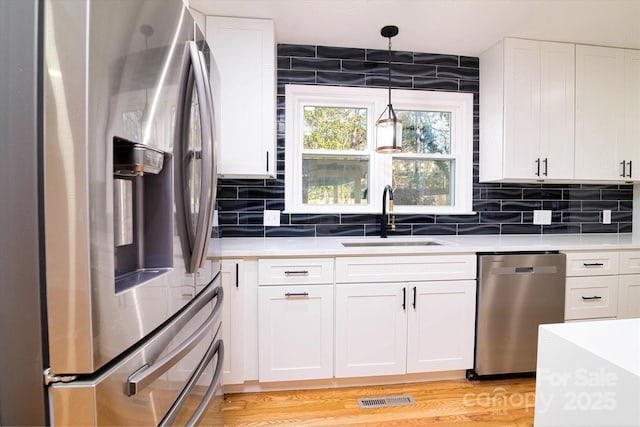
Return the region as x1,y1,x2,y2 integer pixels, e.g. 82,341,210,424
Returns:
357,394,416,409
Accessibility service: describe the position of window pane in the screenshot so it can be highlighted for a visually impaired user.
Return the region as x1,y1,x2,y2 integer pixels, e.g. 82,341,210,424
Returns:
392,158,452,206
397,110,451,154
303,106,367,150
302,155,369,205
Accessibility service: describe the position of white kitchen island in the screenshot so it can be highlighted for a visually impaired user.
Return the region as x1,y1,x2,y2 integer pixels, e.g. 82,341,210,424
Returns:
535,319,640,426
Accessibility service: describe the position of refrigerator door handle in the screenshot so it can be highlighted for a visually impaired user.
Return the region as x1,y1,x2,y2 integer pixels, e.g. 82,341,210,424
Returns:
188,46,217,273
126,286,223,396
159,338,225,427
175,41,217,274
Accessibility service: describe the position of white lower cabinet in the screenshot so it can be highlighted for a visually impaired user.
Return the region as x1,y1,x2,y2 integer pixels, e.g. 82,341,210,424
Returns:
257,257,335,382
563,250,640,321
407,281,476,373
335,283,408,377
258,284,333,382
335,280,476,378
220,259,245,385
254,255,476,383
618,275,640,319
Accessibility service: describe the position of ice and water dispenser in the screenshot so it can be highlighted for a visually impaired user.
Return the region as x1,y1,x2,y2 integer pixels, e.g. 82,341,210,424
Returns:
113,137,172,292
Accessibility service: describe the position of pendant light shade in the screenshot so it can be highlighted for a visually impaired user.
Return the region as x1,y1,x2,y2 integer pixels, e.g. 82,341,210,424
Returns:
376,25,402,153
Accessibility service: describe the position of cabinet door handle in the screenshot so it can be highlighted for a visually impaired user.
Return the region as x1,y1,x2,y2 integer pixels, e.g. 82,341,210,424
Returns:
583,262,604,267
402,287,406,311
542,158,548,176
581,295,602,300
535,158,540,176
284,270,309,276
266,151,270,172
235,263,239,288
412,286,417,309
621,160,626,178
285,292,309,297
628,160,633,178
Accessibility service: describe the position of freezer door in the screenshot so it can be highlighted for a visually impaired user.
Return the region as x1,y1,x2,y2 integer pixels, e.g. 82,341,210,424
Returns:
49,277,223,426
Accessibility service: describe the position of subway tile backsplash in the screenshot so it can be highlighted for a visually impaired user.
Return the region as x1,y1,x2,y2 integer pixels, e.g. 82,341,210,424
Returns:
215,44,633,238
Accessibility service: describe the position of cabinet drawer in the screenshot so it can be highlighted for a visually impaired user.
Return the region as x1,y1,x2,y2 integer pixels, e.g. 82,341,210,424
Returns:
619,251,640,275
335,255,476,283
564,251,619,276
564,276,618,320
258,258,334,285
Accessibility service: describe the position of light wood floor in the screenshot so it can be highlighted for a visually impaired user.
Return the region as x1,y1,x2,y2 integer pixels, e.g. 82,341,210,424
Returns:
220,378,536,426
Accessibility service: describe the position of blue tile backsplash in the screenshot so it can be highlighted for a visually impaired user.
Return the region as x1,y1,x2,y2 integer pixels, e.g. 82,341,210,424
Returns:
215,44,633,238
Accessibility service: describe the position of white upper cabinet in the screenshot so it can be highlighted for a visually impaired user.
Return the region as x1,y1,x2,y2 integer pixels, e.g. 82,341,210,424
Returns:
480,38,575,182
539,42,576,180
623,49,640,176
206,16,276,178
573,45,640,181
574,45,626,181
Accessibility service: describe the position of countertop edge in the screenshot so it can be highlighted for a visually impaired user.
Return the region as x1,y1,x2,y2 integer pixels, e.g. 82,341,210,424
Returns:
211,233,640,258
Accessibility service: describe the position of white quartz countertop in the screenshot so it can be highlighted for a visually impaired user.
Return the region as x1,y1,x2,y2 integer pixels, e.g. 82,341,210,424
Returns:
535,319,640,426
213,233,640,258
539,319,640,376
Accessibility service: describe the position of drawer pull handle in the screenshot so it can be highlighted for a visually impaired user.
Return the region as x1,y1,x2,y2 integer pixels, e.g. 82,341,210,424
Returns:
285,292,309,297
581,296,602,300
583,262,604,267
284,270,309,276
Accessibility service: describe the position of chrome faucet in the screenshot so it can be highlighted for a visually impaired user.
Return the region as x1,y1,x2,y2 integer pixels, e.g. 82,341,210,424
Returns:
380,185,396,238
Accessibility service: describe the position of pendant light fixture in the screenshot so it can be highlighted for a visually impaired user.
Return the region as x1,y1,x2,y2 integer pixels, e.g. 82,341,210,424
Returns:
376,25,402,153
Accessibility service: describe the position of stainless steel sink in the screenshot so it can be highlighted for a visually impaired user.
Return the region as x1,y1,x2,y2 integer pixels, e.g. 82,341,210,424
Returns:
341,240,442,247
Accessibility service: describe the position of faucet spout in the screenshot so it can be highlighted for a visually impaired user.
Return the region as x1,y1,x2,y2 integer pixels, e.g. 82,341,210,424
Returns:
380,185,394,238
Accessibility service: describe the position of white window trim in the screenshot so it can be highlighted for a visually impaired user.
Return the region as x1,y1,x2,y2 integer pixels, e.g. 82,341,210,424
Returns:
284,84,474,215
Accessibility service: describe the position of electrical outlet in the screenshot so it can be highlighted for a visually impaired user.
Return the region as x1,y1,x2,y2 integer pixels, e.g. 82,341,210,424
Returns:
263,209,280,227
533,210,552,225
603,209,612,224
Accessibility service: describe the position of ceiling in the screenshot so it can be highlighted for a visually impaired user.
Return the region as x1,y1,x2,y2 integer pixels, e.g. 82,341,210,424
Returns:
188,0,640,57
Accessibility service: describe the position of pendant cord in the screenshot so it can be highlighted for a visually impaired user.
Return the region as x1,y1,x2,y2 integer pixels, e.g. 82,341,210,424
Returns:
387,37,392,119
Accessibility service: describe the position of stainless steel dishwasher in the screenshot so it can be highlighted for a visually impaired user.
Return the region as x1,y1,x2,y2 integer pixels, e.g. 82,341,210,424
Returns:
469,252,566,378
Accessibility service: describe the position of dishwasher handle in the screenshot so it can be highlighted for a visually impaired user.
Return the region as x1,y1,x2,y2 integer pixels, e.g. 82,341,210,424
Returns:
491,265,560,275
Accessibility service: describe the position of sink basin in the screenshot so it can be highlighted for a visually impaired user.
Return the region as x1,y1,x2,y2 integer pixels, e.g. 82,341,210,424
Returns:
341,240,442,247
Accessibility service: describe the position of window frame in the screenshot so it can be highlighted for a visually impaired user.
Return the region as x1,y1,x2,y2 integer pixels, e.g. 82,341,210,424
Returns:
284,84,474,215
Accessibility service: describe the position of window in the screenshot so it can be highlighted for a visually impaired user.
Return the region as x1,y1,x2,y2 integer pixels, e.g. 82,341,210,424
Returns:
285,85,473,214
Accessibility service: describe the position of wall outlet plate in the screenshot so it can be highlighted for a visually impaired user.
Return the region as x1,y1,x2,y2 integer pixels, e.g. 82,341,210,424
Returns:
533,210,552,225
263,209,280,227
603,209,612,224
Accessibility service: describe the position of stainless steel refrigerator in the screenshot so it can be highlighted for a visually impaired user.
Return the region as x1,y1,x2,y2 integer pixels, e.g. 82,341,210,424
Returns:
0,0,223,425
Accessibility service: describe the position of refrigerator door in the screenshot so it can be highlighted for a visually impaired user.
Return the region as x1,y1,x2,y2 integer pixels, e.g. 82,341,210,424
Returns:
49,277,224,426
43,0,217,375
